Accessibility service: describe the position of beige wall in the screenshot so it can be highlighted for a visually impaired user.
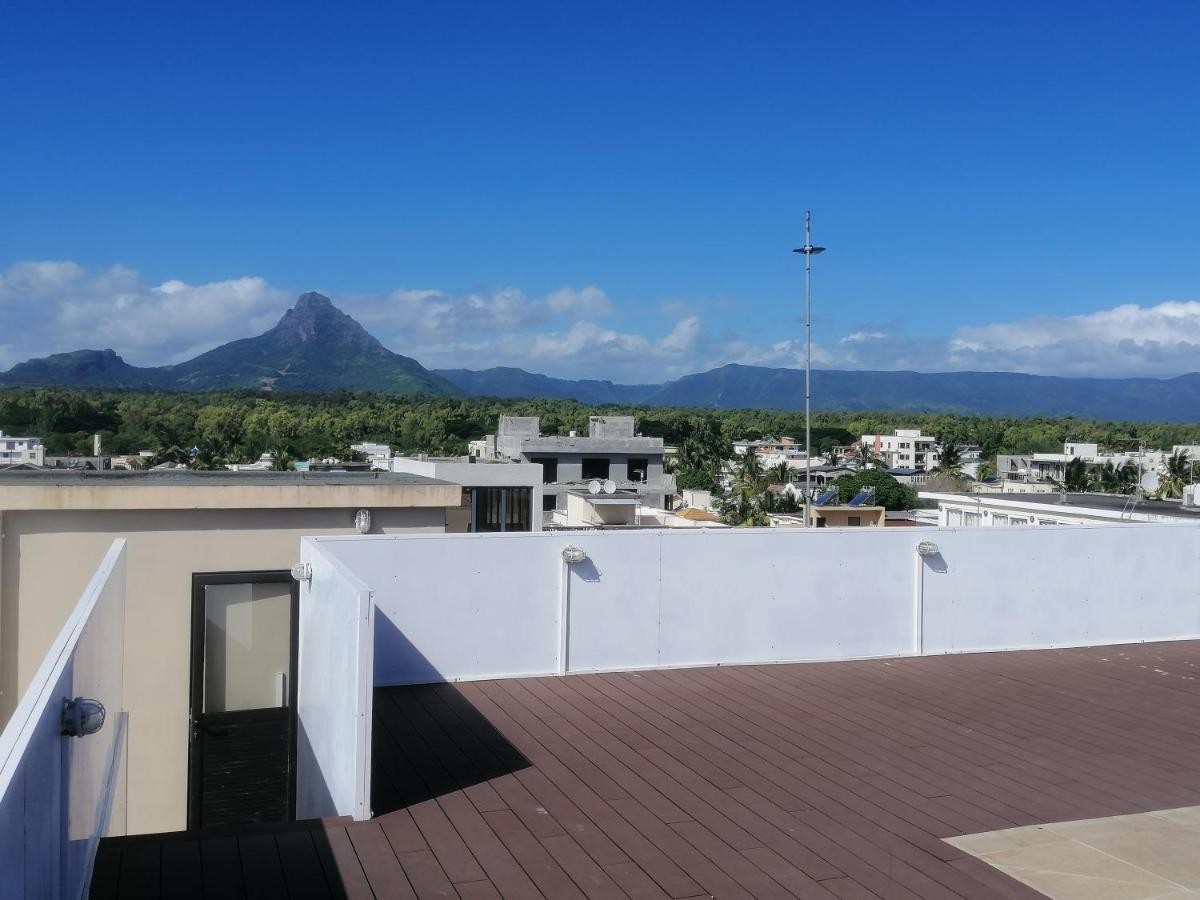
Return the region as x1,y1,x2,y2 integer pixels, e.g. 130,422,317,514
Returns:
0,505,444,834
811,506,886,528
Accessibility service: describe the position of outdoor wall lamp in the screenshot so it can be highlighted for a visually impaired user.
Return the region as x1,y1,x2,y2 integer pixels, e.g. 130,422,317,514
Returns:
291,562,313,583
61,697,105,738
561,545,588,564
354,509,372,534
916,540,940,557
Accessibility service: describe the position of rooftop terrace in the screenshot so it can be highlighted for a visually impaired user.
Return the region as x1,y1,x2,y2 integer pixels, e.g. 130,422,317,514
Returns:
93,640,1200,898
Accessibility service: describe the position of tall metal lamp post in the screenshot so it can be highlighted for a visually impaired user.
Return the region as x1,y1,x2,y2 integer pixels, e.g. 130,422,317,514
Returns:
793,211,826,528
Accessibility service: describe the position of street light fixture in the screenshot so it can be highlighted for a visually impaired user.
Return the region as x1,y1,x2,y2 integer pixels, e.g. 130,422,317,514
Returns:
793,211,826,528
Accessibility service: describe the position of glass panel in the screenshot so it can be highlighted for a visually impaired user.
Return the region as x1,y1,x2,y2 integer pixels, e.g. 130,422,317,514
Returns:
506,488,531,532
472,487,503,532
203,582,292,713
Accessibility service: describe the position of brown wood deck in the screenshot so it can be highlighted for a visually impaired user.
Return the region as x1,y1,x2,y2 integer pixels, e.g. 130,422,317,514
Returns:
93,640,1200,899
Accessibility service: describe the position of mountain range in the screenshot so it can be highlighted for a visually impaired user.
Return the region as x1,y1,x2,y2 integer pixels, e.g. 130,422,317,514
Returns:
1,292,1196,422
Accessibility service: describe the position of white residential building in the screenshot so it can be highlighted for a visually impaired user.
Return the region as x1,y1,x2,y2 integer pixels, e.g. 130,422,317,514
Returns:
473,415,675,515
996,441,1178,486
921,490,1200,526
351,441,394,470
0,430,45,466
859,429,941,471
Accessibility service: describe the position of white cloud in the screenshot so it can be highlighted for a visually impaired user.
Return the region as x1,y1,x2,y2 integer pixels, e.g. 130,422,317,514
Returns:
2,259,1199,383
943,301,1200,376
0,261,289,366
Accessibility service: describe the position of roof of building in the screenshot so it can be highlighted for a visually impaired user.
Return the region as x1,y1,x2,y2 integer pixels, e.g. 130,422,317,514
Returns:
936,490,1200,520
0,469,448,487
0,468,461,511
677,506,722,522
95,640,1200,899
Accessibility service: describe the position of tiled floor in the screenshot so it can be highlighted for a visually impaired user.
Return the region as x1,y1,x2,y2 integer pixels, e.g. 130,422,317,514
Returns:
949,807,1200,899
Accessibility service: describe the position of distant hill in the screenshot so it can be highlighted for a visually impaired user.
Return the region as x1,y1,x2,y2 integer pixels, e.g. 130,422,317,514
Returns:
4,297,1200,421
434,367,657,404
0,348,171,390
0,293,459,396
644,364,1200,422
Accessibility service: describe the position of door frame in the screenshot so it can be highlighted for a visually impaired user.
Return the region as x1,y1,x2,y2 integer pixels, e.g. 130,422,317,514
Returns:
187,570,300,830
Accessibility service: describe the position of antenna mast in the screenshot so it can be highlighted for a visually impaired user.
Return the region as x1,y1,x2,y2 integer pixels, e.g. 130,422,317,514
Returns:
793,211,826,527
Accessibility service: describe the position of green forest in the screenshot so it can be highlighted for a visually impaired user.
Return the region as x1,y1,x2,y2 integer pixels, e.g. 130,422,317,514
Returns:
3,387,1199,464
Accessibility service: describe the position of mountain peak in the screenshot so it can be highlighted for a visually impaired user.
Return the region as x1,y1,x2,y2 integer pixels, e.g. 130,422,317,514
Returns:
294,291,334,311
274,291,372,345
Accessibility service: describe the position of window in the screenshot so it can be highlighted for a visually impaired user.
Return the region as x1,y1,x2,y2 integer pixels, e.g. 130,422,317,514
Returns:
815,518,827,528
582,457,610,480
542,494,558,512
531,457,558,484
628,457,649,483
470,487,532,532
847,516,861,527
506,488,532,531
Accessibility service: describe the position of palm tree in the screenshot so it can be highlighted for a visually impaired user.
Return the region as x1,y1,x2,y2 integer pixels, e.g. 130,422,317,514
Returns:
1091,461,1119,493
768,461,792,484
734,450,766,492
856,442,885,470
1117,460,1139,494
188,446,226,471
269,448,296,472
1064,457,1089,492
935,441,962,476
1160,449,1191,499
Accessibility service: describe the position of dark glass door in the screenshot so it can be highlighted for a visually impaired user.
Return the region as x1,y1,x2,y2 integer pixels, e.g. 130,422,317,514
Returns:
188,572,298,829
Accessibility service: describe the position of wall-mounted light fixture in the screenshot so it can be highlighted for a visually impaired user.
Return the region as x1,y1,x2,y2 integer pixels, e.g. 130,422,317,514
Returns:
561,545,588,564
62,697,106,738
354,509,372,534
291,562,312,583
916,540,940,557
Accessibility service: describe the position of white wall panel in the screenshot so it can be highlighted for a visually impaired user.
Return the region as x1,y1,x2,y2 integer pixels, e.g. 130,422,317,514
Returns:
657,528,915,667
565,531,663,672
0,539,126,900
296,539,373,821
922,525,1200,653
316,524,1200,687
325,533,564,684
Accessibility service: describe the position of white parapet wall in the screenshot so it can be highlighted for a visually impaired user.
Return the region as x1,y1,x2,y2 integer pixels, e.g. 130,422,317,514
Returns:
0,539,127,900
311,524,1200,686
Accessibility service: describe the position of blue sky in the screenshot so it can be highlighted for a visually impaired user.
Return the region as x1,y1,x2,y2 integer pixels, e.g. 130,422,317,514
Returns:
3,2,1199,381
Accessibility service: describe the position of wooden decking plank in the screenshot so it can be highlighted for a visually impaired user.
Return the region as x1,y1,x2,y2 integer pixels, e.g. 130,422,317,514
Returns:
274,829,333,900
396,848,458,899
115,841,161,899
408,797,488,884
345,820,416,899
199,836,245,900
477,808,586,899
160,839,203,900
537,833,626,900
89,842,123,900
601,861,672,900
377,807,430,855
437,792,546,899
312,825,375,900
237,833,288,899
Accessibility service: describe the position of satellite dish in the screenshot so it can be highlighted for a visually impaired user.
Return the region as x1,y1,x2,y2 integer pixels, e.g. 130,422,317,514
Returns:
1141,471,1160,492
603,479,616,495
588,480,602,494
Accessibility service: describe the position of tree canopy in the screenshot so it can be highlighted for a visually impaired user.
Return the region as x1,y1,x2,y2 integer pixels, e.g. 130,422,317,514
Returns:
2,386,1198,467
